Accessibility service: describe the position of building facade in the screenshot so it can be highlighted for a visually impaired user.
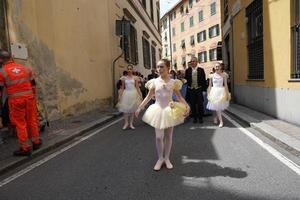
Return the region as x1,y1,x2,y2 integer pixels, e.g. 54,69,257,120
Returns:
221,0,300,125
162,0,222,75
0,0,161,120
161,14,172,62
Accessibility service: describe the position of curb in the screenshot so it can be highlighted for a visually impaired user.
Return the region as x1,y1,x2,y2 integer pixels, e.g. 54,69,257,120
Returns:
224,110,251,127
0,112,122,176
225,109,300,157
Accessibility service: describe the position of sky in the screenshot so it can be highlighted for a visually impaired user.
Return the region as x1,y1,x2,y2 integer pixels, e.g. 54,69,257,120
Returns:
160,0,181,18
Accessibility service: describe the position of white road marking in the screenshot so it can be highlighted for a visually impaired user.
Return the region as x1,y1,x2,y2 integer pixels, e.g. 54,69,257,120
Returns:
0,118,123,188
223,113,300,176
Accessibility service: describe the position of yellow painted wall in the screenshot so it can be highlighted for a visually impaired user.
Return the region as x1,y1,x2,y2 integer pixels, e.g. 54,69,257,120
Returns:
5,0,161,120
229,0,299,89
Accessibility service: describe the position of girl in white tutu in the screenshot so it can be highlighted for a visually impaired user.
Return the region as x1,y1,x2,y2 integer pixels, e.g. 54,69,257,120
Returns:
118,65,142,130
135,59,190,171
207,62,230,128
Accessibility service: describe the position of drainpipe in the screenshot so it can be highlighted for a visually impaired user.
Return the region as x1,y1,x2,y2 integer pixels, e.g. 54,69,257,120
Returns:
168,14,173,69
230,16,235,102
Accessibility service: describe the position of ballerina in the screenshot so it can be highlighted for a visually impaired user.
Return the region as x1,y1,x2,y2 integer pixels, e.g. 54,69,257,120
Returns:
135,59,190,171
207,62,230,128
118,65,142,130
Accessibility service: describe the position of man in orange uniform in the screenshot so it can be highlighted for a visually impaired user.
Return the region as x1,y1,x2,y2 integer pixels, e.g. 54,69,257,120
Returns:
0,49,42,156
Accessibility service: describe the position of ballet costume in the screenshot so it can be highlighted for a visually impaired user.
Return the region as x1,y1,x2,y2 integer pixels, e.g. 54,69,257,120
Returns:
117,76,141,129
207,73,230,127
143,77,186,170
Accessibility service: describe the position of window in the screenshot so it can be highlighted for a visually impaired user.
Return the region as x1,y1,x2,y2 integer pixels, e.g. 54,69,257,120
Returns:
123,24,138,64
150,0,154,22
142,37,151,69
198,51,207,63
173,11,176,19
181,22,185,32
247,0,264,79
157,8,160,28
173,59,177,69
198,10,204,22
292,0,300,78
189,0,193,8
163,19,167,30
197,30,206,43
0,0,8,51
159,49,162,60
151,45,156,69
172,27,176,36
209,24,220,38
180,6,184,14
164,45,168,57
164,32,167,41
181,39,186,49
182,56,186,65
142,0,147,10
190,16,194,27
173,43,176,52
190,35,195,46
209,48,217,61
210,2,216,16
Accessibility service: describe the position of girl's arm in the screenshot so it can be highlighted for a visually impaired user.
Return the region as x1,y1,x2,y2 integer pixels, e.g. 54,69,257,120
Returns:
207,75,212,94
135,88,155,118
135,79,143,98
224,75,230,100
118,80,125,101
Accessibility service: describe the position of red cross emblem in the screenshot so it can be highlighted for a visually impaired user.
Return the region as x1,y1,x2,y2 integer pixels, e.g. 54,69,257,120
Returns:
12,68,21,74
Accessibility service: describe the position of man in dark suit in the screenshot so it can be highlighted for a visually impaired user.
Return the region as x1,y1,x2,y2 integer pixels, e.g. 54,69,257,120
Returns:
185,57,206,123
147,69,158,80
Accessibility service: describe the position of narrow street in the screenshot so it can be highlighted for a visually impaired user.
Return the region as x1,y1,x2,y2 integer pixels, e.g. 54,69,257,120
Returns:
0,115,299,200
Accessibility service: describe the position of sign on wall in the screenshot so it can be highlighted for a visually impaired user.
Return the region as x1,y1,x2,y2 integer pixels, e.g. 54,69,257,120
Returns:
10,43,28,60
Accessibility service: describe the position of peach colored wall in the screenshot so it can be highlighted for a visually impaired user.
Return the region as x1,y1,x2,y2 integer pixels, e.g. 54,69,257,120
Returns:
171,0,222,76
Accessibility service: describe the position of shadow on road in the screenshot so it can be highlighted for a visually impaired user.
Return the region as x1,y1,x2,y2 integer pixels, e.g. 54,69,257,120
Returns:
177,161,247,178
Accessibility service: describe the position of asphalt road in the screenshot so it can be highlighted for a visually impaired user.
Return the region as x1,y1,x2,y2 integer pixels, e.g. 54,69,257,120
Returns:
0,115,300,200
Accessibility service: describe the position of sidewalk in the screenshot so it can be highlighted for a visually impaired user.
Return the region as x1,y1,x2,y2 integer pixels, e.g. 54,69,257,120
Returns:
0,109,121,175
226,103,300,156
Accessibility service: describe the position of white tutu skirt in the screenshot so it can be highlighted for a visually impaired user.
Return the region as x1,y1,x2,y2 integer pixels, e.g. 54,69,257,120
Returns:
142,104,185,129
207,87,229,111
117,89,141,113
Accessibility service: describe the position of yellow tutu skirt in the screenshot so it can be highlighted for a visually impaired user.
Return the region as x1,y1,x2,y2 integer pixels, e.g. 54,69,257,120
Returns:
142,102,186,129
207,87,229,111
117,89,141,113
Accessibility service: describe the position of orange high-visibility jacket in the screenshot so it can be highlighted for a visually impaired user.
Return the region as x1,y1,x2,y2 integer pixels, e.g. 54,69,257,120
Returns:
0,60,34,98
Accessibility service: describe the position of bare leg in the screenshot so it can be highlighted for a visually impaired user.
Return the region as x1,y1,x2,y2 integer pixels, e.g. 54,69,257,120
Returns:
129,113,135,129
164,127,174,169
213,112,218,124
123,113,129,130
154,128,165,171
216,111,223,127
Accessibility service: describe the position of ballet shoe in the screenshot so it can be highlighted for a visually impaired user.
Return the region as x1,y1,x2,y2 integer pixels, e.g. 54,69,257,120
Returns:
219,122,224,128
164,159,174,170
122,124,129,130
153,159,164,171
129,124,135,130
